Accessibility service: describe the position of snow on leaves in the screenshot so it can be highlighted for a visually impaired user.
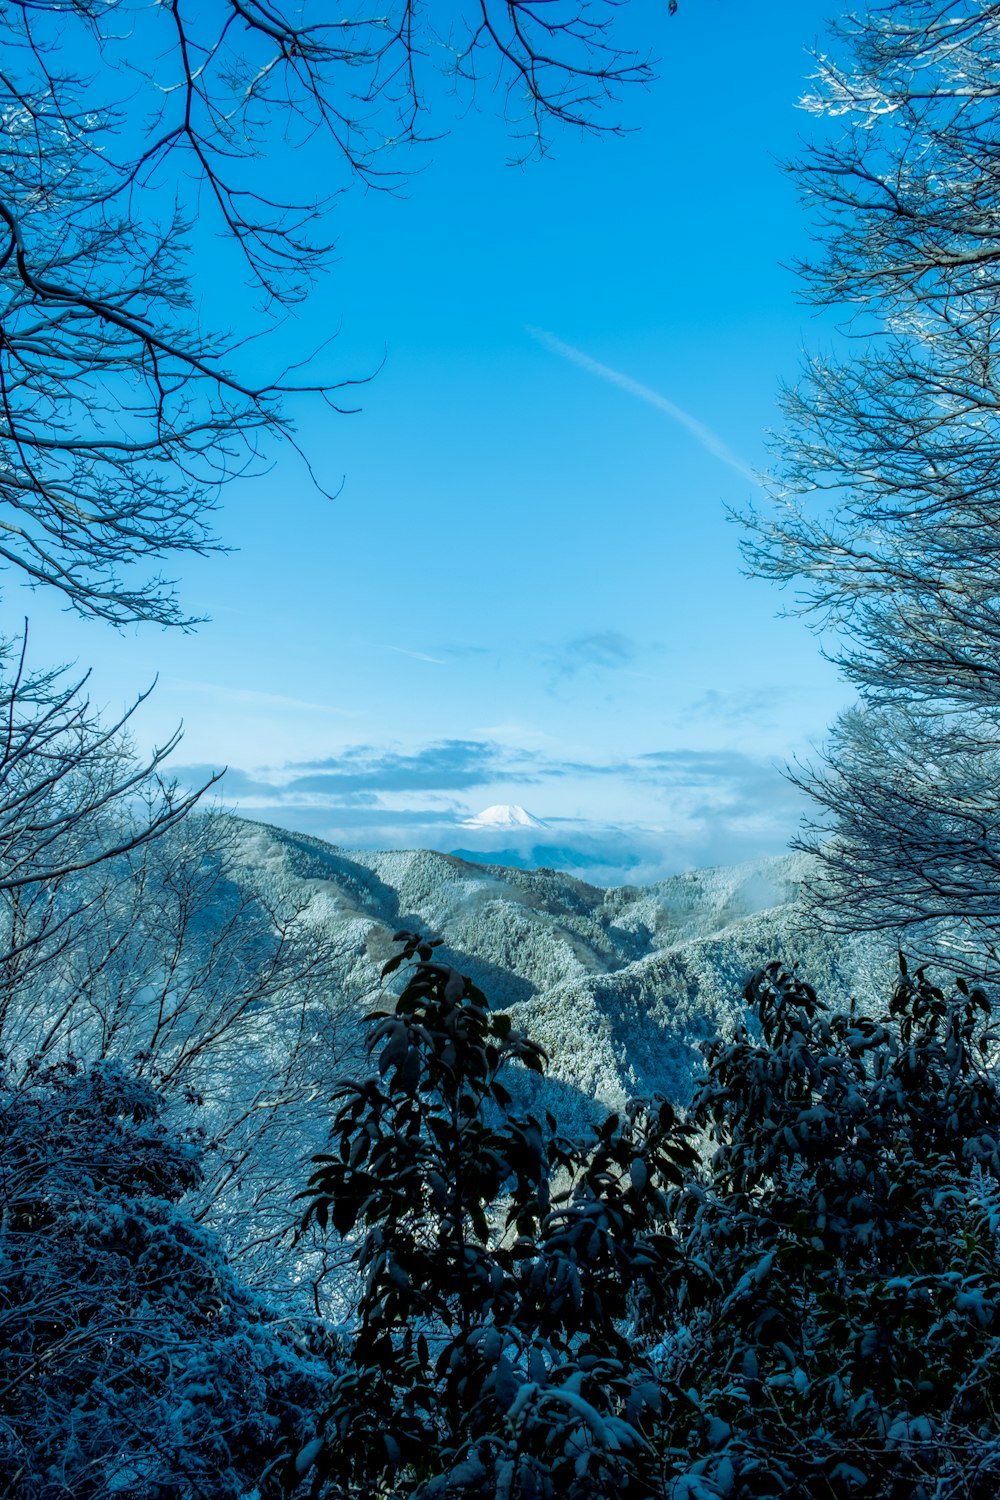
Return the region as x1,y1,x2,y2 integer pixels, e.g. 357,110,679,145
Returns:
0,1059,331,1499
302,938,1000,1498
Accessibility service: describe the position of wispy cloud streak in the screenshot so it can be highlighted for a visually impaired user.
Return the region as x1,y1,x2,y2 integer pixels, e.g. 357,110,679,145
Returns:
384,645,446,666
528,327,759,485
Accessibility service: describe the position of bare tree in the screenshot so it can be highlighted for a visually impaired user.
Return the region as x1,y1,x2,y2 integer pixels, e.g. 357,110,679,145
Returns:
0,0,664,626
0,629,203,1020
43,812,364,1296
743,0,1000,968
786,706,1000,974
0,631,365,1301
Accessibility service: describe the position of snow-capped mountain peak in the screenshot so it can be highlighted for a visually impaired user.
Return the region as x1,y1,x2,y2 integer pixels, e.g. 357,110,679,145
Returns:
461,803,547,830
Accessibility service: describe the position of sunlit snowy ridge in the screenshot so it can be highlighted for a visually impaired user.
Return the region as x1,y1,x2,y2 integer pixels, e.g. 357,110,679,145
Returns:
238,818,879,1123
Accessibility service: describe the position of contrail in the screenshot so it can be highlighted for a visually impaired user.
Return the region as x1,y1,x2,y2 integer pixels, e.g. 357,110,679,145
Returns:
384,644,446,666
528,327,759,485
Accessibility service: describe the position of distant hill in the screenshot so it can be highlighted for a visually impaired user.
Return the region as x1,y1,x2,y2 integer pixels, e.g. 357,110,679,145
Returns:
233,819,884,1132
449,846,612,873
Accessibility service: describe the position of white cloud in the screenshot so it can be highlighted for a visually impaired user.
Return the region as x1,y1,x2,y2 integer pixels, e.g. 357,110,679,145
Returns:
171,738,809,884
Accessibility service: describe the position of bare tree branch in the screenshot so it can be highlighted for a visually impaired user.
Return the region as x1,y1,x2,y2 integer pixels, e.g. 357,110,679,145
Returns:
742,1,1000,966
0,0,663,624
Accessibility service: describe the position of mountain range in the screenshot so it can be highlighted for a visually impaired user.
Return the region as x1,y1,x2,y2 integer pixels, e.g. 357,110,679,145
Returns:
235,818,880,1131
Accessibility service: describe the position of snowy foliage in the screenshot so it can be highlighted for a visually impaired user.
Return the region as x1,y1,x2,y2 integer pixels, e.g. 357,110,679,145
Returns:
300,931,698,1500
0,1058,332,1499
666,957,1000,1497
6,812,356,1296
301,934,1000,1498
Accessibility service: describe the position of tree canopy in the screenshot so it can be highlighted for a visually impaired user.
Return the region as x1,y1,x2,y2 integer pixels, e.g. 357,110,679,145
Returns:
744,0,1000,971
0,0,668,625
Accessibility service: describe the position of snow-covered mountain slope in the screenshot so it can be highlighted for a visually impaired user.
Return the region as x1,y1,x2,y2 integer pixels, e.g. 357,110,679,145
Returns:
234,819,880,1130
461,803,548,829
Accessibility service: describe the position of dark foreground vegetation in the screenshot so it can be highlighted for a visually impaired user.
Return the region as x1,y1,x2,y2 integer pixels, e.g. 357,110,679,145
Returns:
7,922,1000,1498
293,937,1000,1500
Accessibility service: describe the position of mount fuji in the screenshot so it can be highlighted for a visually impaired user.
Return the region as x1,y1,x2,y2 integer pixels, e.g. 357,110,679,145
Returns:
461,803,548,830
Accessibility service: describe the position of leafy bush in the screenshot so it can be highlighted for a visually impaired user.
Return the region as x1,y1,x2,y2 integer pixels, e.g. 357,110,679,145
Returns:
302,938,1000,1499
668,959,1000,1499
300,932,696,1498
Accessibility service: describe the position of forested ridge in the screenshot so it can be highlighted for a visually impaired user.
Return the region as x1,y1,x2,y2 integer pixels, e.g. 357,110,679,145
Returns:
4,0,1000,1494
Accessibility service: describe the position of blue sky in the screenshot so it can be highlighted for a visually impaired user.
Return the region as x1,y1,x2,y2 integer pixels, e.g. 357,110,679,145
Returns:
22,0,849,884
